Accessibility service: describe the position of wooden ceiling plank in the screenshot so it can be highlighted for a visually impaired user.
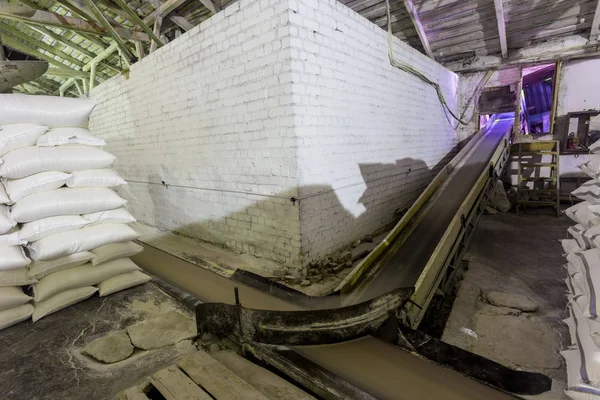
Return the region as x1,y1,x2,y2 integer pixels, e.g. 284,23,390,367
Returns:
149,16,163,53
591,0,600,41
111,0,164,46
80,0,134,63
143,0,188,25
493,0,508,57
403,0,435,58
198,0,221,14
0,3,149,42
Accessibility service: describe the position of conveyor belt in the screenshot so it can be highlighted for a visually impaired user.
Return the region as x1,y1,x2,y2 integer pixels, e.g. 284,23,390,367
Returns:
133,116,523,400
357,116,515,302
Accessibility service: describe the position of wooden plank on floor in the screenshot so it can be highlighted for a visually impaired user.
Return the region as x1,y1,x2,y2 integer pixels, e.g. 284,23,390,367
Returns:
119,386,150,400
177,350,269,400
149,365,212,400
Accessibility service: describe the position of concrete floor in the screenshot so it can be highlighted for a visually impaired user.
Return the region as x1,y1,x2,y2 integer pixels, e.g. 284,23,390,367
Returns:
443,210,572,397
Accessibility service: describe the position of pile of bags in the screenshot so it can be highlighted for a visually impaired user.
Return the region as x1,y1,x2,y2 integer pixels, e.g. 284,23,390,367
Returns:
562,155,600,399
0,94,150,330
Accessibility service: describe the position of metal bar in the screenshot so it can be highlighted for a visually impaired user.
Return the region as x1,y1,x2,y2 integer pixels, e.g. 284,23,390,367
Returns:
0,3,149,42
111,0,164,47
403,0,434,59
493,0,508,58
81,0,134,63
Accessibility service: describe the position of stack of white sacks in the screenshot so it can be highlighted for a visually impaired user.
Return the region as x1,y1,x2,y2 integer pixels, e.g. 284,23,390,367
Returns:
0,94,150,330
562,151,600,399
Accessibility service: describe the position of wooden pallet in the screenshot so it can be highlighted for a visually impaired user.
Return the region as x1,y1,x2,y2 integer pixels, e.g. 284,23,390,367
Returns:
119,349,269,400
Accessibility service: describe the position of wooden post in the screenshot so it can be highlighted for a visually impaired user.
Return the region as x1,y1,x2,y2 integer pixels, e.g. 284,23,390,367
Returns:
150,17,163,53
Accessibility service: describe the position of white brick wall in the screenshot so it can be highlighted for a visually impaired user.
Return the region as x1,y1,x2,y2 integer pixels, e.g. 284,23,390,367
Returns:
290,0,461,263
90,0,465,272
90,0,303,270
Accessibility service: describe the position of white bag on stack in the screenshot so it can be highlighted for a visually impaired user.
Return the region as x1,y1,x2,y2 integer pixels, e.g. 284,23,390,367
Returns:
569,224,593,250
28,252,94,280
0,182,9,204
19,215,89,242
580,156,600,180
567,249,600,319
28,223,139,261
98,271,150,297
11,187,127,223
0,94,95,127
83,208,135,225
67,169,126,188
0,146,115,179
563,239,584,255
36,127,105,147
573,181,600,205
0,124,47,157
91,241,143,266
33,258,140,302
4,171,72,203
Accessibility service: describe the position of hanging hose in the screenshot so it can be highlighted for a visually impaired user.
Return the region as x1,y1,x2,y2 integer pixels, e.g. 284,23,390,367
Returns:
385,0,492,126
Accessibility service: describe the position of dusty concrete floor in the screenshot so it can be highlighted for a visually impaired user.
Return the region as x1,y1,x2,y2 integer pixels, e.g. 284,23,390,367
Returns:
0,283,196,400
442,210,571,395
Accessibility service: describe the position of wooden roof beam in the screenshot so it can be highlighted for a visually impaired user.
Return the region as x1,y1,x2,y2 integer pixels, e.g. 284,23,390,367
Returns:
403,0,434,59
592,0,600,41
147,0,194,31
0,3,150,42
198,0,221,14
493,0,508,58
46,67,89,78
143,0,188,25
80,0,135,63
110,0,164,47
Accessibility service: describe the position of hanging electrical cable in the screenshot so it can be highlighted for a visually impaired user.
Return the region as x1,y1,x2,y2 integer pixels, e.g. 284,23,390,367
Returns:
385,0,491,126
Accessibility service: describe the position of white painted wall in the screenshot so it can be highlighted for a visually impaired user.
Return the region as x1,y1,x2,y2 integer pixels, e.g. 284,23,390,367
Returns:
290,0,461,263
557,58,600,131
90,0,464,271
90,0,303,269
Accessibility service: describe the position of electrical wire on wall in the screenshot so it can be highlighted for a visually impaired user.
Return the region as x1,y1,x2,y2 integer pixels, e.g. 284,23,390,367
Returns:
385,0,493,127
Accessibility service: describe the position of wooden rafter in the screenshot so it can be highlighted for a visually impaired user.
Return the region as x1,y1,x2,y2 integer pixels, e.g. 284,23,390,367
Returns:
147,0,195,31
143,0,188,25
150,16,163,53
46,67,89,78
493,0,508,58
198,0,220,14
0,3,149,42
81,0,135,63
592,0,600,41
403,0,434,59
110,0,164,47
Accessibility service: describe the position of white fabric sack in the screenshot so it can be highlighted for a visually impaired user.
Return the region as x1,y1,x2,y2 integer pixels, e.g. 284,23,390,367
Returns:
32,286,97,322
67,169,126,188
568,249,600,319
5,171,71,203
0,205,16,235
0,124,47,157
83,208,136,225
11,188,126,223
28,252,94,280
591,141,600,155
0,304,33,331
0,246,30,271
33,258,139,302
28,223,139,261
0,94,95,128
569,224,593,250
563,349,600,399
0,181,9,204
0,228,26,246
0,268,36,287
586,226,600,250
580,156,600,180
574,181,600,205
0,287,31,312
92,241,143,266
563,239,584,255
97,271,151,297
566,202,591,225
570,303,600,388
19,215,89,242
37,127,105,147
0,146,115,179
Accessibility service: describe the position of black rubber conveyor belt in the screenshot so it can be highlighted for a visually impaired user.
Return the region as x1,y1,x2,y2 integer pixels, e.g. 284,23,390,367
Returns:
358,116,515,302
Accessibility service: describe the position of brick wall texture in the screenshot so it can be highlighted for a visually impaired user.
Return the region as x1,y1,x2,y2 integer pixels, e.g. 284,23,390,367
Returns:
90,0,464,273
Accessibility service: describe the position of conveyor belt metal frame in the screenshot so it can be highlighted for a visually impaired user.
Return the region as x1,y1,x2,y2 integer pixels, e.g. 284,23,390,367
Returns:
407,132,511,328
